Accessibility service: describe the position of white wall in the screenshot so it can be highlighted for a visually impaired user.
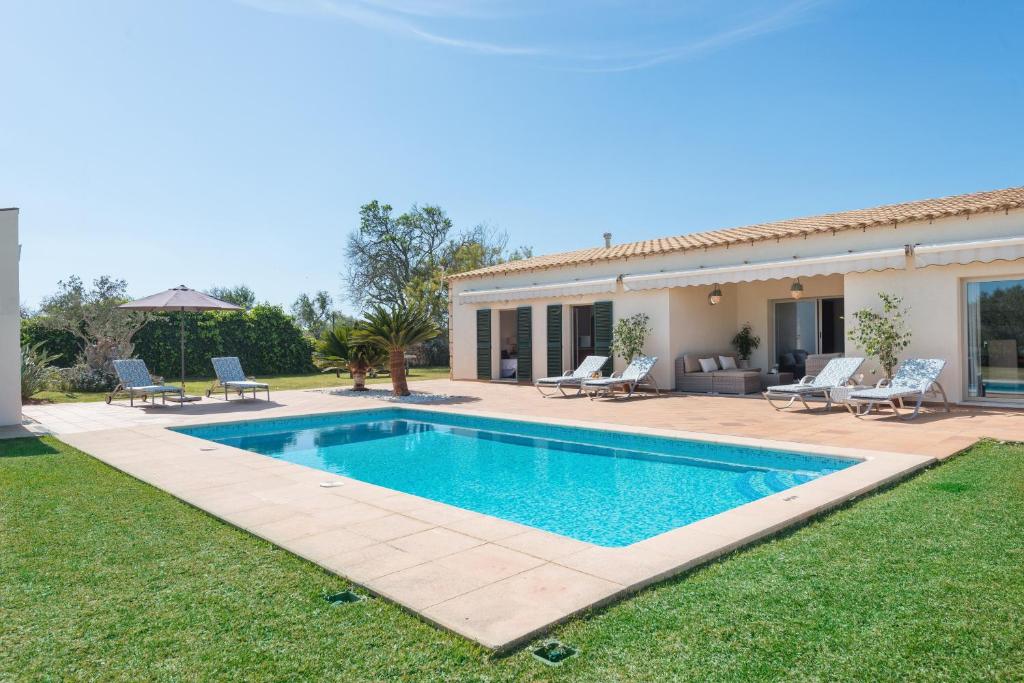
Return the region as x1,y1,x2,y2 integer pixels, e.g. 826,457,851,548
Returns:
846,259,1024,403
0,209,20,426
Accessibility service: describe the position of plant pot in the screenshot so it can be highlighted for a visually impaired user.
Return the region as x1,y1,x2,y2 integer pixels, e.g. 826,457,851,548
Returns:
738,359,751,369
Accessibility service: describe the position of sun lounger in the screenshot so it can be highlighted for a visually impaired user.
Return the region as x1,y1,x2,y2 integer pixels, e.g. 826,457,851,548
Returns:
844,358,949,420
763,356,865,411
581,356,659,399
534,355,609,397
207,356,270,401
107,358,184,407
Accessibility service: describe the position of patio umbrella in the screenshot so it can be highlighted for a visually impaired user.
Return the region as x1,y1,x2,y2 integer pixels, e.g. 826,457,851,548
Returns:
120,285,241,397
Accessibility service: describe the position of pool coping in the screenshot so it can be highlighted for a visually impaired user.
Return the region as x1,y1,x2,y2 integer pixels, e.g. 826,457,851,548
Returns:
57,401,936,652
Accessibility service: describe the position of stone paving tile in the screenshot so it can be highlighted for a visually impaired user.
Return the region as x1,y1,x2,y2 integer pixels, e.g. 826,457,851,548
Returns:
344,513,435,542
496,529,593,561
326,544,430,582
388,527,483,561
445,514,532,542
434,543,546,583
370,561,492,610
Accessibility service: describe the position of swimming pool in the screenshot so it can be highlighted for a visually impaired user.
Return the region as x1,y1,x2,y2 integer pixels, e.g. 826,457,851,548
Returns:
176,408,858,546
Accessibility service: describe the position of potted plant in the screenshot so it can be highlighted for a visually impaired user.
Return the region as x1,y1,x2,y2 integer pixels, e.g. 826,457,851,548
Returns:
731,323,760,369
610,313,652,362
847,292,911,379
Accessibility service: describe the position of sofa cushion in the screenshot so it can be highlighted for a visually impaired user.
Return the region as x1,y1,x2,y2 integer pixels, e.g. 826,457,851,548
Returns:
719,355,737,370
698,357,719,373
683,354,702,373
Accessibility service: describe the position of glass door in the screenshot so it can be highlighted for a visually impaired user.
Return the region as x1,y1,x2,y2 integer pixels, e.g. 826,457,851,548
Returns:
572,305,595,369
965,278,1024,401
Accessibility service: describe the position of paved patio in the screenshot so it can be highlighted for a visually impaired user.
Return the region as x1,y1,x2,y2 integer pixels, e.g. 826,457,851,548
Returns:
13,381,1022,650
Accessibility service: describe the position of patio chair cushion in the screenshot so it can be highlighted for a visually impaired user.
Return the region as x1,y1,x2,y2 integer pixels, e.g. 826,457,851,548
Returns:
766,382,822,394
112,359,157,389
211,356,248,383
848,386,918,401
536,375,583,385
223,380,269,389
806,357,865,389
718,355,737,370
621,356,658,381
890,358,946,390
130,384,182,394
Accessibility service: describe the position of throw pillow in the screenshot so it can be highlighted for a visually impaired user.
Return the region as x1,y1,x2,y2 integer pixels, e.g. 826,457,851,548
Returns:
683,354,701,373
698,357,719,373
719,355,737,370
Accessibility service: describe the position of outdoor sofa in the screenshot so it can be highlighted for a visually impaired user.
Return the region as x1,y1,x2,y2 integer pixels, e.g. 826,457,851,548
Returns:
534,355,608,397
675,352,760,395
107,359,184,407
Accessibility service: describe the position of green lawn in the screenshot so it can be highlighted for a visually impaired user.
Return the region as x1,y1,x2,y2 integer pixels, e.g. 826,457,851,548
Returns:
2,437,1022,681
29,366,450,404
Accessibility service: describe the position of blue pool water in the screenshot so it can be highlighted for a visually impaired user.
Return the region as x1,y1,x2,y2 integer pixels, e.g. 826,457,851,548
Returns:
175,408,858,547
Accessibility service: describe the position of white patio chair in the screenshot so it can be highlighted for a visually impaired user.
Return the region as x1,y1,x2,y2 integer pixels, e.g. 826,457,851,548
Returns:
581,356,660,399
762,356,865,411
534,355,609,397
207,356,270,401
107,359,184,407
844,358,950,420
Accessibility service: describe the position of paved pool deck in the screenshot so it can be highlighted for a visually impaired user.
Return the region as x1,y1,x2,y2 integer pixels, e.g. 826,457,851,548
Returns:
16,381,1022,651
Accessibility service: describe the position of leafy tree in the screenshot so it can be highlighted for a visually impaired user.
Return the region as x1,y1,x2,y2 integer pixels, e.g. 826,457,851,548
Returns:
353,305,438,396
206,284,256,310
39,276,148,374
611,313,652,362
847,292,912,378
313,323,386,391
291,290,349,339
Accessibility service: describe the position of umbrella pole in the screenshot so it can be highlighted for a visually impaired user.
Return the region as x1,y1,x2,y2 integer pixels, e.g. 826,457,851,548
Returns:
180,310,186,394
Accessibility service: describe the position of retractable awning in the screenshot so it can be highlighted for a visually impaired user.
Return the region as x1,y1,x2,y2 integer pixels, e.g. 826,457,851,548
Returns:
621,247,907,291
913,235,1024,268
457,276,619,304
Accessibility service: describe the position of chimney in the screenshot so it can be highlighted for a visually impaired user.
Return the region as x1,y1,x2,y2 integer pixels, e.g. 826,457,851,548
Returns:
603,232,612,248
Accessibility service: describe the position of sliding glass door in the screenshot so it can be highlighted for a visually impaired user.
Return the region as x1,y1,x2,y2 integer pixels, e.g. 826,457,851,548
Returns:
772,297,844,372
965,278,1024,401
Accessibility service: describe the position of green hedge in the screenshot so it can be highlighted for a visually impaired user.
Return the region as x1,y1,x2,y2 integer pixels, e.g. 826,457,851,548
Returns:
133,306,316,378
20,318,81,368
22,306,315,378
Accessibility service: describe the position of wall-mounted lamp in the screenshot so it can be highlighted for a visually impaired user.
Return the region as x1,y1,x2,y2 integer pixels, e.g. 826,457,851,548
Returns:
790,278,804,300
707,284,723,306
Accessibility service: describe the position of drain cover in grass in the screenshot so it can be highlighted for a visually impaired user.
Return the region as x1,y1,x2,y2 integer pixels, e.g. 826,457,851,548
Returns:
531,640,578,666
326,590,365,605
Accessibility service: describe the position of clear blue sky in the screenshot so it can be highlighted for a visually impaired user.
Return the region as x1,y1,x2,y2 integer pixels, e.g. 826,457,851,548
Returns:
3,0,1021,313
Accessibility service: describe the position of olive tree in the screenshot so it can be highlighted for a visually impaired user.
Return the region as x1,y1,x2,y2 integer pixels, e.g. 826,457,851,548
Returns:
847,292,912,379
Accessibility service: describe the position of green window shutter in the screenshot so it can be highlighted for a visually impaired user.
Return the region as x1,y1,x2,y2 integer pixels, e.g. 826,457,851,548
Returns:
476,309,491,379
516,306,532,382
593,300,613,376
546,304,562,378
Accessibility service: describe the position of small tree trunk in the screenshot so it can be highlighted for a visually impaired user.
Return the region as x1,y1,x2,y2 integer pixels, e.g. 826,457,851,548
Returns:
389,349,409,396
351,370,367,391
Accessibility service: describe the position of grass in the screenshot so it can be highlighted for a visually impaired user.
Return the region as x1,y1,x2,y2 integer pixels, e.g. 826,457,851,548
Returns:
29,366,450,403
2,437,1022,681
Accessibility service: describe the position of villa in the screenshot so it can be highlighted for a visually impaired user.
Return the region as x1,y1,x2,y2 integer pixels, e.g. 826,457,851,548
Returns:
449,186,1024,406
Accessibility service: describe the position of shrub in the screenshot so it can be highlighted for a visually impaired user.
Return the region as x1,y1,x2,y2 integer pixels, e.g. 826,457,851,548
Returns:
20,317,81,368
21,342,59,401
54,364,117,393
731,323,761,362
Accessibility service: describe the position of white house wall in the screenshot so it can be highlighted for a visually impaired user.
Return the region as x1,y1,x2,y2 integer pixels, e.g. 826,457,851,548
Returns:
845,259,1024,403
0,209,20,426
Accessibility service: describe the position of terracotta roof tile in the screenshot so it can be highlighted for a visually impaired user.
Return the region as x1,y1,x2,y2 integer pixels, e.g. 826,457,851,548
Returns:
448,186,1024,280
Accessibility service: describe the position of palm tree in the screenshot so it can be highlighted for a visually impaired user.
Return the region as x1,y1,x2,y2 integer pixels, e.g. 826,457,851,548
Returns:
353,305,438,396
314,324,386,391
